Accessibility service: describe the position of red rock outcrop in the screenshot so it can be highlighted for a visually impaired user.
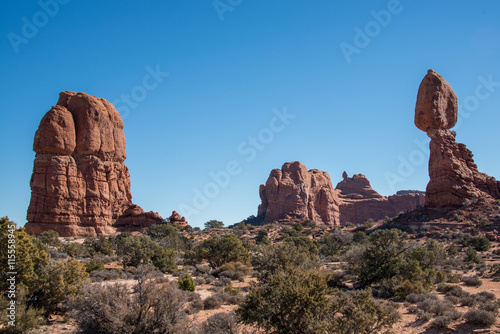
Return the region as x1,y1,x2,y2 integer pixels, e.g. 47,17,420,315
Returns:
168,211,189,229
336,173,425,224
258,161,340,225
415,70,500,207
257,164,425,226
25,91,162,237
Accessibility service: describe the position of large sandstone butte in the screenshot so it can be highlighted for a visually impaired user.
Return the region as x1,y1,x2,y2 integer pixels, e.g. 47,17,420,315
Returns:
336,173,425,225
415,70,500,207
258,161,341,225
25,91,163,237
257,162,425,225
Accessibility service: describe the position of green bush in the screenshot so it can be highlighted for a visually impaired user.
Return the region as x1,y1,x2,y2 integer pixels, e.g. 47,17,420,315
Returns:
237,266,330,333
0,284,44,333
83,236,113,256
465,236,491,252
84,259,105,274
179,273,195,291
204,220,224,229
190,234,249,269
33,258,89,313
37,230,60,248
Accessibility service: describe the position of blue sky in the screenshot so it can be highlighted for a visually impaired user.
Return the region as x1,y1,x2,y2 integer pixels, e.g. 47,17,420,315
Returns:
1,0,499,228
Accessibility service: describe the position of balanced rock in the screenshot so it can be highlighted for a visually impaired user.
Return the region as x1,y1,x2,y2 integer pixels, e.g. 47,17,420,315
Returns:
415,70,500,206
258,161,340,225
336,174,425,224
25,91,162,237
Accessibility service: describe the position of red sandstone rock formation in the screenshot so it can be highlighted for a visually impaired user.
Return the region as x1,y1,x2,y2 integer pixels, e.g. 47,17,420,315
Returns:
415,70,500,207
258,161,340,225
257,164,425,226
336,173,425,224
25,91,162,237
168,211,189,229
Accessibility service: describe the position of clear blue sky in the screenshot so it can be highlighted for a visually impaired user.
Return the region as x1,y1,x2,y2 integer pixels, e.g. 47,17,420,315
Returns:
1,1,499,228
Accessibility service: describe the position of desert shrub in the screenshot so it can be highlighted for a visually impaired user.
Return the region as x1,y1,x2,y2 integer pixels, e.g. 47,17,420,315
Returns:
0,284,44,333
479,301,499,314
465,247,483,264
464,309,497,327
37,230,61,248
238,265,331,333
222,284,241,296
465,236,491,252
320,230,353,256
463,275,482,287
205,220,224,229
90,269,122,282
445,295,461,305
63,242,90,258
251,243,320,280
84,259,105,274
226,294,244,305
416,310,432,322
0,218,49,293
283,235,320,255
353,229,434,295
417,298,453,316
406,293,436,304
151,247,177,273
188,235,249,270
446,244,458,257
395,280,422,299
179,273,195,291
327,289,399,334
214,277,232,287
116,234,177,273
32,258,89,313
430,315,453,329
147,224,186,251
437,284,469,298
202,312,239,334
204,293,225,310
71,281,193,334
83,236,113,256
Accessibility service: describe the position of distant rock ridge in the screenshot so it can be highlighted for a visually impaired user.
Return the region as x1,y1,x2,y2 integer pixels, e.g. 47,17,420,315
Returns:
336,173,425,225
25,91,163,237
257,162,424,225
415,69,500,206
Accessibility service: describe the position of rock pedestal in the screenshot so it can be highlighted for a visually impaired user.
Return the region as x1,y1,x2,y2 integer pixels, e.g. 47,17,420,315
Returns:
25,91,162,237
415,70,500,206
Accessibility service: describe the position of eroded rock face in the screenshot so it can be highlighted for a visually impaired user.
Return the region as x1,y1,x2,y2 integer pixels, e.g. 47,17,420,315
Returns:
168,211,188,229
336,174,425,224
415,70,500,206
258,161,340,225
25,91,162,236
